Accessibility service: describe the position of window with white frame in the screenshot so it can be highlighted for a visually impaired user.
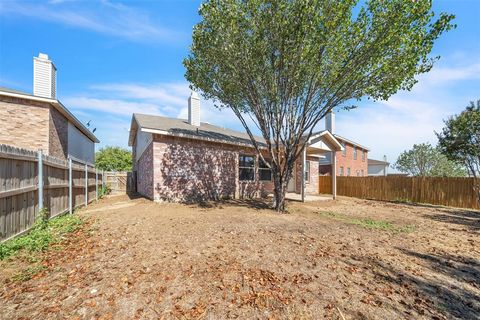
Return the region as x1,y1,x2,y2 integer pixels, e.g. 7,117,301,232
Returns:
356,170,360,176
347,167,351,176
259,158,272,181
362,150,366,161
353,146,357,160
339,166,344,176
239,155,255,181
361,169,364,176
342,142,346,156
304,161,310,182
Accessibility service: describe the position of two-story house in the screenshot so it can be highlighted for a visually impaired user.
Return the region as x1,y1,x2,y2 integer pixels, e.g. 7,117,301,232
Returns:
319,111,369,176
0,53,98,163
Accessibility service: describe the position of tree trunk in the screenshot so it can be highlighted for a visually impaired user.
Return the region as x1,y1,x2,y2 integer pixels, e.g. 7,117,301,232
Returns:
272,163,294,212
273,179,288,212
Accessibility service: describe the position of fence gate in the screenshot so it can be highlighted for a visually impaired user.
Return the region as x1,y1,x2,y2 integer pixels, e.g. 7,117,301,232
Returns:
104,171,135,194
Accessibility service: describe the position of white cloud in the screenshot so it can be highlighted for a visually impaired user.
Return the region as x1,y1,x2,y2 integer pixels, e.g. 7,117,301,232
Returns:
0,0,184,42
64,97,164,117
419,62,480,84
91,82,189,111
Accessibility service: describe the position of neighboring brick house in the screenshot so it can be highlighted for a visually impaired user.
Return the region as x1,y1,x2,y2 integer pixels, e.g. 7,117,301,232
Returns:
129,92,343,202
319,111,369,177
0,54,98,162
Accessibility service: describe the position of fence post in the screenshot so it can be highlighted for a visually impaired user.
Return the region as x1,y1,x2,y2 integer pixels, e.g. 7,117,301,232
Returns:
38,150,44,210
95,168,98,202
69,157,73,214
85,163,88,206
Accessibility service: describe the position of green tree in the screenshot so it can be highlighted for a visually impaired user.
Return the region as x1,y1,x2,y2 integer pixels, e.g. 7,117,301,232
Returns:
437,100,480,202
184,0,454,211
394,143,466,177
95,146,132,171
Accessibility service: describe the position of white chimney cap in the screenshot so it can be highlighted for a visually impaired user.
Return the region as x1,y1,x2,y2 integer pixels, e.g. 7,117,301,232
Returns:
38,53,49,60
190,91,199,99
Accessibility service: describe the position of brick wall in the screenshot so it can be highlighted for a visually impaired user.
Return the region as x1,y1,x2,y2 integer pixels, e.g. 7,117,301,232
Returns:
294,156,319,194
150,134,274,202
319,141,368,176
49,106,68,159
136,142,154,199
0,97,50,152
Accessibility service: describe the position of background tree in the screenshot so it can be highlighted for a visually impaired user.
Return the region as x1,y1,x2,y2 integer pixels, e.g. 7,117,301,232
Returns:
95,146,132,171
184,0,454,211
437,100,480,202
394,143,466,177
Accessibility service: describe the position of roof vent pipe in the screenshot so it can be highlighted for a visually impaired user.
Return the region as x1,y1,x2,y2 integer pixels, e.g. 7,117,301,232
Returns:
33,53,57,99
188,91,200,126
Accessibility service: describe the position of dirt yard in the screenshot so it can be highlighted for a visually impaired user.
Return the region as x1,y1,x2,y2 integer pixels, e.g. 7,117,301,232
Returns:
1,195,479,319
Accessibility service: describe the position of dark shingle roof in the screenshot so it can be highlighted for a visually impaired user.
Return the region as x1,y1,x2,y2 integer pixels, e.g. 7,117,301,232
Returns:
131,113,265,147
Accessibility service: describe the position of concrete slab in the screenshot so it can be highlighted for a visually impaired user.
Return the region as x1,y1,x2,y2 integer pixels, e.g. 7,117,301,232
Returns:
285,193,333,202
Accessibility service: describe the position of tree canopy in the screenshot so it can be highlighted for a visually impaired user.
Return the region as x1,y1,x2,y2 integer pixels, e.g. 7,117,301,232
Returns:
394,143,466,177
437,100,480,203
95,146,132,172
184,0,454,211
437,100,480,178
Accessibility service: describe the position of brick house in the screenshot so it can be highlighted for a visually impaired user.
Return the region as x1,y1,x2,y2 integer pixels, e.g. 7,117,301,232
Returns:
319,111,369,177
0,53,98,162
128,92,343,202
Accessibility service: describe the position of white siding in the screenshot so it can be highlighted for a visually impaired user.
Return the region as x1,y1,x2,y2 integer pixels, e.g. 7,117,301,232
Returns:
33,54,57,99
368,164,387,176
135,130,152,161
68,122,95,163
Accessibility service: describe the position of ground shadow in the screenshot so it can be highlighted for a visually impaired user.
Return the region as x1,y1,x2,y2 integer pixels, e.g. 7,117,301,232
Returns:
190,198,272,210
350,249,480,319
423,209,480,230
126,192,144,200
398,248,480,289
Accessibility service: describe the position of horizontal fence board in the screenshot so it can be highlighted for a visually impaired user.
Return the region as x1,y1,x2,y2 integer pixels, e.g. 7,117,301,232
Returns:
319,176,480,210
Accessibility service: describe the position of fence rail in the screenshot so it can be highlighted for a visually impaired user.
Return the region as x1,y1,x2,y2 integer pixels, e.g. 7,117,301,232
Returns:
0,144,103,242
318,175,480,210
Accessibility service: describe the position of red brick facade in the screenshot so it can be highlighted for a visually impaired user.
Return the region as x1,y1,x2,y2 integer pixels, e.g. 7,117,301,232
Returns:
0,96,50,153
49,106,68,159
0,96,69,159
294,157,319,194
136,142,154,199
133,133,327,202
319,140,368,176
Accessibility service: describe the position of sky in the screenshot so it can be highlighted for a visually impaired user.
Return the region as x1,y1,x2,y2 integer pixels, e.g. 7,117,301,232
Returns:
0,0,479,168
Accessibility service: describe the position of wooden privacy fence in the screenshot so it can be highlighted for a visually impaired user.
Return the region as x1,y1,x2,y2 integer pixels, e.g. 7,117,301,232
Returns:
318,176,480,210
0,144,104,242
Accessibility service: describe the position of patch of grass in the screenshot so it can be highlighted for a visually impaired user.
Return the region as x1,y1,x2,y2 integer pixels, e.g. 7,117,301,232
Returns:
0,210,83,260
12,264,47,282
318,211,415,233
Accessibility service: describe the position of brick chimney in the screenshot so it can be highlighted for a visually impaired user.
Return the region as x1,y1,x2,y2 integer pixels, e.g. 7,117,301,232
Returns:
33,53,57,99
188,91,200,126
325,110,335,133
